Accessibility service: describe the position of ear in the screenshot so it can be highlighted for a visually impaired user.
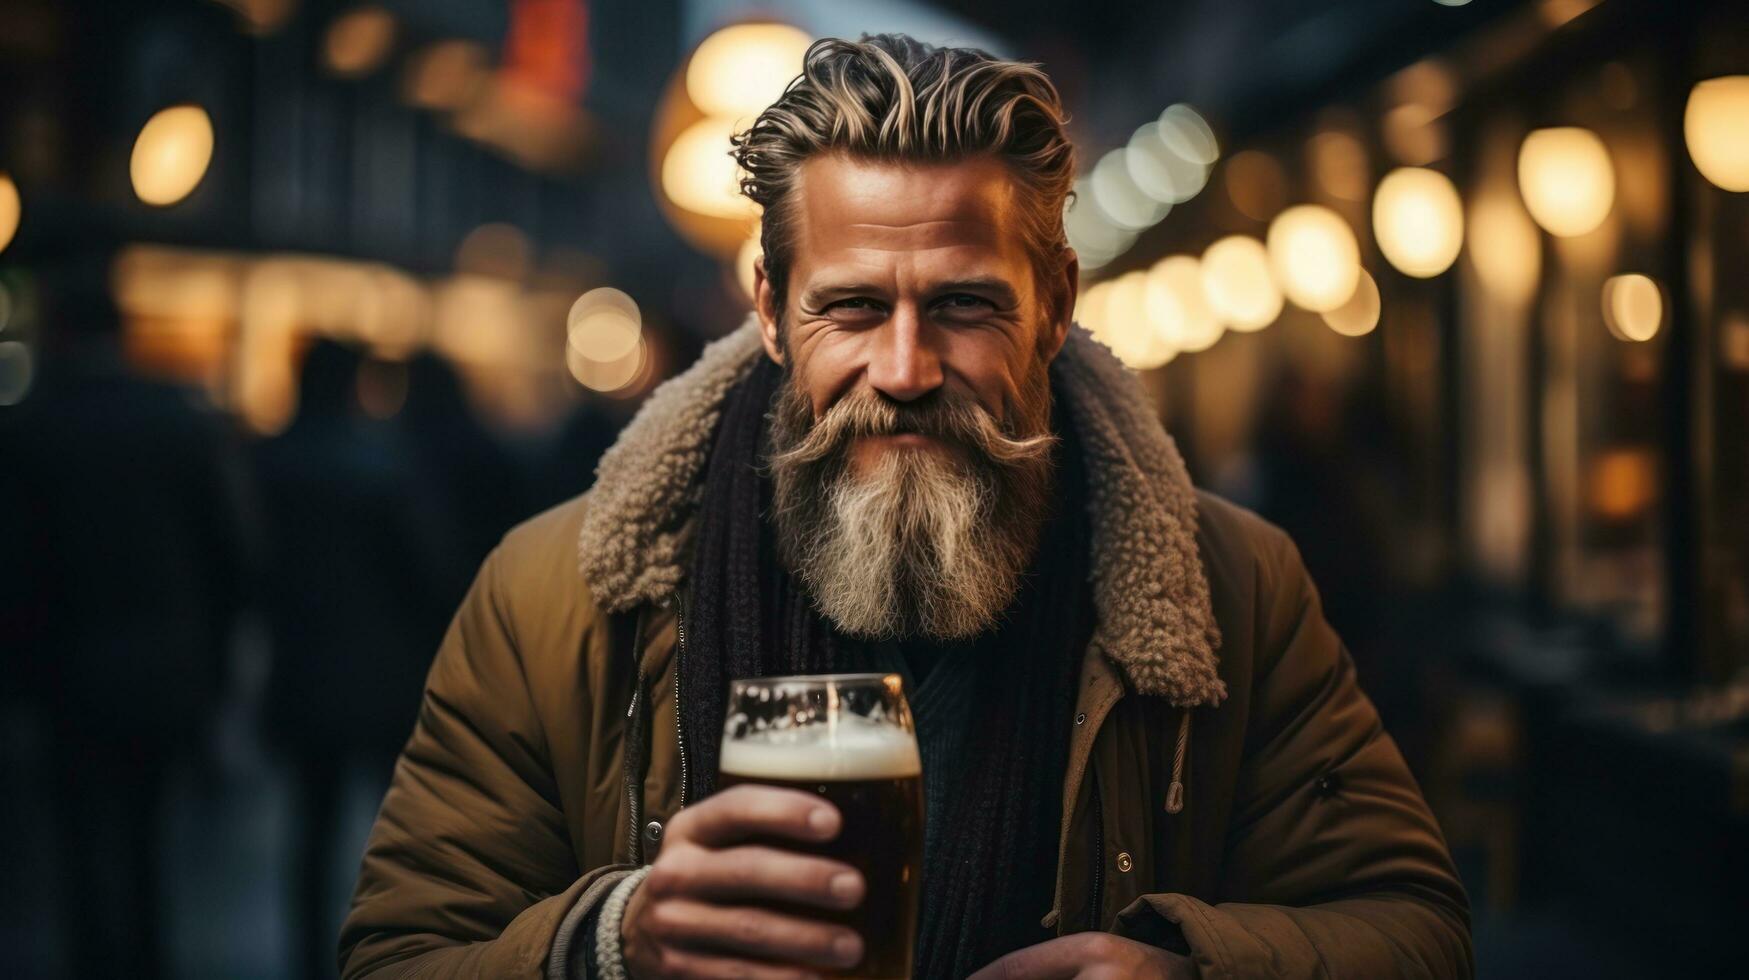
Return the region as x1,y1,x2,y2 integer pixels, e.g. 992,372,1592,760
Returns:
1039,247,1079,363
753,256,784,366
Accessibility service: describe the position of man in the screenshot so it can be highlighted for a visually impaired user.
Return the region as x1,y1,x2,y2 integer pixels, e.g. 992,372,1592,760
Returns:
342,34,1472,980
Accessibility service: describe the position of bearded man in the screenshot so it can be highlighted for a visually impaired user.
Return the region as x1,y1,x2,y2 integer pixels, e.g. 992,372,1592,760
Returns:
341,34,1472,980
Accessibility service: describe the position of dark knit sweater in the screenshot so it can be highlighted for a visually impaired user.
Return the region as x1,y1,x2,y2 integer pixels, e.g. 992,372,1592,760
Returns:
864,638,987,902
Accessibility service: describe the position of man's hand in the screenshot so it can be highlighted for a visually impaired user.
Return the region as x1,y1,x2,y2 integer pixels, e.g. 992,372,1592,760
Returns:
620,784,866,979
968,933,1196,980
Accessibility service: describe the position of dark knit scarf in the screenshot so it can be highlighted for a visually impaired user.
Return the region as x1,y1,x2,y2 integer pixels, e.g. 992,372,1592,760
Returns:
681,357,1092,977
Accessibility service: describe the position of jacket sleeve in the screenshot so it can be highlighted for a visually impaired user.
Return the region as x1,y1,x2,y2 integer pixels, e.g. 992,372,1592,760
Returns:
339,545,633,978
1114,528,1473,979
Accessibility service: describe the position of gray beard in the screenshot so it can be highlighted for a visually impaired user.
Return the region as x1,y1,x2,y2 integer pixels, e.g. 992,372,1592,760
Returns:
765,375,1056,641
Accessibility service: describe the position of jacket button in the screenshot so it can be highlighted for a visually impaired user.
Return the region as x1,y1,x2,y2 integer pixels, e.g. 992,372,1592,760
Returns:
1115,851,1133,873
1075,712,1087,725
644,820,664,843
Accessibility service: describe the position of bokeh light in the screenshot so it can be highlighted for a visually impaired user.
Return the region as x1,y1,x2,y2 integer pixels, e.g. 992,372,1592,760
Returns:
1108,270,1176,369
0,173,19,255
1382,103,1449,166
402,41,490,110
661,115,757,219
1308,129,1370,202
131,105,215,206
360,266,429,356
1321,268,1382,337
568,335,648,394
1373,167,1464,277
1389,59,1458,118
1517,127,1615,237
1060,103,1217,271
1684,76,1749,192
1074,279,1112,339
1266,205,1361,312
1467,190,1542,306
1145,256,1224,354
1157,104,1219,167
1602,273,1663,342
324,6,398,78
233,261,301,433
1064,182,1135,271
1587,448,1657,522
685,23,812,119
1091,149,1169,230
1200,235,1282,332
568,287,643,364
1126,111,1214,205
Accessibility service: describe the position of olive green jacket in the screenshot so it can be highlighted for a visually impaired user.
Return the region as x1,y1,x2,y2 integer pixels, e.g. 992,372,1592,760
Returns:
340,323,1472,979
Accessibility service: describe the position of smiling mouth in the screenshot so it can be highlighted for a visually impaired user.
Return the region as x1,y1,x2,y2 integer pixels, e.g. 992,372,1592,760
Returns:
850,433,952,465
862,433,938,448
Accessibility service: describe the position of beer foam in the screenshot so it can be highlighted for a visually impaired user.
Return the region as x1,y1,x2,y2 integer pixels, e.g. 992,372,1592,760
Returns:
720,723,921,781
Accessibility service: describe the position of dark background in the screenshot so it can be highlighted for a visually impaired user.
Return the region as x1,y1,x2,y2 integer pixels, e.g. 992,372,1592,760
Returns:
1,0,1745,977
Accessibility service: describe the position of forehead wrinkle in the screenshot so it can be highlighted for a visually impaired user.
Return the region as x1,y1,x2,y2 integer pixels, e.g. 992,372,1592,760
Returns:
832,222,1005,254
843,218,990,231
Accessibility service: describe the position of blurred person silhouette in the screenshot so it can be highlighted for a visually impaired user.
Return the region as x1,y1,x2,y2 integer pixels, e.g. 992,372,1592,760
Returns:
0,248,253,979
399,352,531,605
252,339,466,980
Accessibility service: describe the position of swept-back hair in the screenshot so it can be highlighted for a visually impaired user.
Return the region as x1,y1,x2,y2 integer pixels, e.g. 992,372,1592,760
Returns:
730,33,1076,320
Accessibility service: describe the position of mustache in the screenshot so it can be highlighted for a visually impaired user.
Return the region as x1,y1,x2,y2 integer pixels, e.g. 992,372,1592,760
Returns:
767,384,1057,470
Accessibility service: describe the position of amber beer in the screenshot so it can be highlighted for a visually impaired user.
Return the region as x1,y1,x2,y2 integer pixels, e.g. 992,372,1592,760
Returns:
718,674,924,980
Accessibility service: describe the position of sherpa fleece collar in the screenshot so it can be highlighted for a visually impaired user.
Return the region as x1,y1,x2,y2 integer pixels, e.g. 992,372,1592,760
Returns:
576,317,1226,707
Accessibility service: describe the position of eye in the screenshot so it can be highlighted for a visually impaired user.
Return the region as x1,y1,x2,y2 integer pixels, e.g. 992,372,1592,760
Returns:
937,293,995,313
826,297,882,313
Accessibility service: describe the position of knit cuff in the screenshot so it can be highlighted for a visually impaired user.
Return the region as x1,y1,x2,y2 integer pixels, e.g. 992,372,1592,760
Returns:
594,866,653,980
548,867,641,980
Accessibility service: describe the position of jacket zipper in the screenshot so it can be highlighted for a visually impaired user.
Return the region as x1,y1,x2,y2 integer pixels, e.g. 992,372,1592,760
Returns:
672,590,689,809
1088,764,1105,930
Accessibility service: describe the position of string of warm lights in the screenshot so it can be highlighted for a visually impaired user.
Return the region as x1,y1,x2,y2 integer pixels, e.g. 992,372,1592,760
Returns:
636,24,1747,373
1065,104,1221,271
1074,71,1749,371
4,20,1744,413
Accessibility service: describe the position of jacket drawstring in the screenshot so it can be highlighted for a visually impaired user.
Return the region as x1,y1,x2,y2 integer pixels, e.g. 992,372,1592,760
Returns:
1166,709,1191,814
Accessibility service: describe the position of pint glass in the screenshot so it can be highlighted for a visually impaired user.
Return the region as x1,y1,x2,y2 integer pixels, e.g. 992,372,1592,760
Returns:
717,673,924,979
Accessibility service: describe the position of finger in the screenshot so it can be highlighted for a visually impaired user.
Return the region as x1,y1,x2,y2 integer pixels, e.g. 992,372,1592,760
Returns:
649,844,864,910
645,898,864,971
967,934,1101,980
668,784,841,847
644,948,822,980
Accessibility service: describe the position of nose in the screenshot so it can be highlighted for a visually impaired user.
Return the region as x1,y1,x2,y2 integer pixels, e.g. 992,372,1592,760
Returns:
864,305,943,403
